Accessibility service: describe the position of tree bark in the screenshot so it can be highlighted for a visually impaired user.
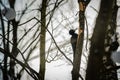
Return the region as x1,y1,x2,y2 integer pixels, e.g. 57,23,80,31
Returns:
72,0,90,80
85,0,116,80
39,0,47,80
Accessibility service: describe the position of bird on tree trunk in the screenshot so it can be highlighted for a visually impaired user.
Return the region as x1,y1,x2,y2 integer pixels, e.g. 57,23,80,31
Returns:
69,29,78,58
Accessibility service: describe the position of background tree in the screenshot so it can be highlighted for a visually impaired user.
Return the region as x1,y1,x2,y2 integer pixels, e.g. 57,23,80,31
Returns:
86,0,119,80
39,0,47,79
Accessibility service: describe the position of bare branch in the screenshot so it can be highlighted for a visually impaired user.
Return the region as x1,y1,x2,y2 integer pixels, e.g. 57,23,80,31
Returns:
0,48,39,80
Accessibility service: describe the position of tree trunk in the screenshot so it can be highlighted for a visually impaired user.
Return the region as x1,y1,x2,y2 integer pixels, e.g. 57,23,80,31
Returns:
100,1,118,80
39,0,47,80
85,0,117,80
8,0,19,80
0,8,8,80
72,0,90,80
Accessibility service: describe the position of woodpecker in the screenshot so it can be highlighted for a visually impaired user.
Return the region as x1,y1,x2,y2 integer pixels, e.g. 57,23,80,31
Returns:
69,29,78,58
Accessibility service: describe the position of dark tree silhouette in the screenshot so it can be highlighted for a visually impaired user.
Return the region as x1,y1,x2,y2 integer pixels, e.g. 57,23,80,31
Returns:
86,0,119,80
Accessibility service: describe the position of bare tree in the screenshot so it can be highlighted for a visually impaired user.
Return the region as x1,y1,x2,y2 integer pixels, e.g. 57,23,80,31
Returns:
86,0,119,80
71,0,90,80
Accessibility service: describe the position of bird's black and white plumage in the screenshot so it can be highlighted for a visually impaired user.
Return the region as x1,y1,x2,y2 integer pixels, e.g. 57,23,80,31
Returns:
69,29,78,57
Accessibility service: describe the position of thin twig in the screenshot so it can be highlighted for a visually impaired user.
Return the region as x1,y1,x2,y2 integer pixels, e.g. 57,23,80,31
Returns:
90,6,99,13
0,48,39,80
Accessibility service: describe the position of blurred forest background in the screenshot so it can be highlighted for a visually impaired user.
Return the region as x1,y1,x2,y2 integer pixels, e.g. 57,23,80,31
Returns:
0,0,120,80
